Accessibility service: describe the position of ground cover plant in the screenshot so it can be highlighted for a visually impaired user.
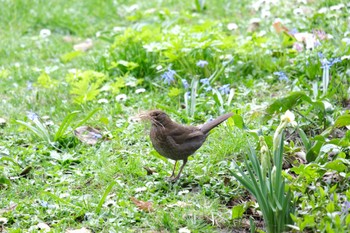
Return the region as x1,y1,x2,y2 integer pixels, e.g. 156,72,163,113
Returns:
1,0,350,232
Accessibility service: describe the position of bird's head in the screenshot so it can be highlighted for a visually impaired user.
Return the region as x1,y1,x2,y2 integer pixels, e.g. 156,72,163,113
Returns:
139,110,171,128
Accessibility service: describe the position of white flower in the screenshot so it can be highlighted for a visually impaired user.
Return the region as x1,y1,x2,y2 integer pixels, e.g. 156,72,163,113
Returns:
135,88,146,94
179,227,191,233
135,187,147,193
115,94,127,102
97,98,109,104
227,23,238,30
281,110,297,127
40,29,51,38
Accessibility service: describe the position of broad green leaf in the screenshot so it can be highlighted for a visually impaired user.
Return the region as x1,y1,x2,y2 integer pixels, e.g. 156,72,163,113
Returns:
231,204,245,219
232,114,244,129
334,114,350,128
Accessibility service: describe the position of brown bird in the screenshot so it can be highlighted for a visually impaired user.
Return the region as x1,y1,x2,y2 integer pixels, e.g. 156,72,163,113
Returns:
141,110,233,181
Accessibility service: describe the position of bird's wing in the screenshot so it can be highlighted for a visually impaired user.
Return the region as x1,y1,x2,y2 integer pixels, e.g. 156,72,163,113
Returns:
166,124,203,145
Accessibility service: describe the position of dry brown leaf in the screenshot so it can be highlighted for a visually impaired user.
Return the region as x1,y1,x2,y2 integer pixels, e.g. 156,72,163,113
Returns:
74,126,102,145
73,39,93,52
130,197,154,212
272,21,294,37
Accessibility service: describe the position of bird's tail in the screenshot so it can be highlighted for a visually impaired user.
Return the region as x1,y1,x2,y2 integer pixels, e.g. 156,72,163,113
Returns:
199,113,233,134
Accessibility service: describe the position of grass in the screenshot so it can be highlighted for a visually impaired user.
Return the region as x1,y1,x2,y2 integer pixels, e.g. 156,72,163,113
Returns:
1,0,350,232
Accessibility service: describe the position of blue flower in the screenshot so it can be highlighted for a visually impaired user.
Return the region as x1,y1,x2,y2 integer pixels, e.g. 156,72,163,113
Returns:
342,201,350,214
161,69,176,85
26,111,39,121
218,84,230,95
320,57,341,70
27,81,33,90
289,28,298,35
273,71,289,81
196,60,208,68
204,85,212,92
181,79,189,89
200,78,210,85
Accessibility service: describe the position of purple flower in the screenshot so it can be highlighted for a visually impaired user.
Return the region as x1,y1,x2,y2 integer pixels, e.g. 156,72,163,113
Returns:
289,28,298,35
161,69,176,85
26,111,39,121
218,84,230,95
320,57,341,70
27,81,33,90
273,71,289,81
181,79,189,89
200,78,210,85
196,60,208,68
342,201,350,214
204,85,212,92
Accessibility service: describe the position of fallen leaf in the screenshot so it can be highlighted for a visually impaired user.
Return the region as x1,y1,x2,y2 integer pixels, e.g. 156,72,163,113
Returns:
66,227,91,233
74,126,102,145
63,35,81,43
272,21,292,36
73,39,93,52
19,166,32,177
130,197,154,212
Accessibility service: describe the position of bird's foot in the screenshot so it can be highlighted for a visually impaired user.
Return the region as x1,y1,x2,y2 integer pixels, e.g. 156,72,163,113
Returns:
166,175,179,183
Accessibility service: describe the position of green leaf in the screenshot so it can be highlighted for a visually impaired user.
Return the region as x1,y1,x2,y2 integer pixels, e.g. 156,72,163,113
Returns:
324,158,350,172
231,204,246,219
36,72,57,88
306,140,324,162
117,60,139,70
264,92,325,122
168,87,181,97
232,114,244,129
96,181,116,214
334,114,350,128
54,111,80,141
60,50,82,63
298,128,311,151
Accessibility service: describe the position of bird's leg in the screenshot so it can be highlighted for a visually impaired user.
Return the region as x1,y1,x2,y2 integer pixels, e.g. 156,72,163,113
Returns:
170,158,188,182
169,160,178,178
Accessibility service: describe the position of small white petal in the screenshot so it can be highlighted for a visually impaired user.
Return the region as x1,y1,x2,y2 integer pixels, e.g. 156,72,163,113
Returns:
135,187,147,192
179,227,191,233
98,98,109,104
227,23,238,30
135,88,146,94
115,94,127,101
40,29,51,38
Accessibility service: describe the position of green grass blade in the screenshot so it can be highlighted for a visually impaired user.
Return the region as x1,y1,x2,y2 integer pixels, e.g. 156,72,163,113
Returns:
74,108,101,128
54,111,80,141
96,181,116,214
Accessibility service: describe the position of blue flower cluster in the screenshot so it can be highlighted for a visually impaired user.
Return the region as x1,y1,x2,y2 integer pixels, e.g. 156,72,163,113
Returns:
161,69,176,85
196,60,208,68
218,84,230,95
273,71,289,81
200,78,212,92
